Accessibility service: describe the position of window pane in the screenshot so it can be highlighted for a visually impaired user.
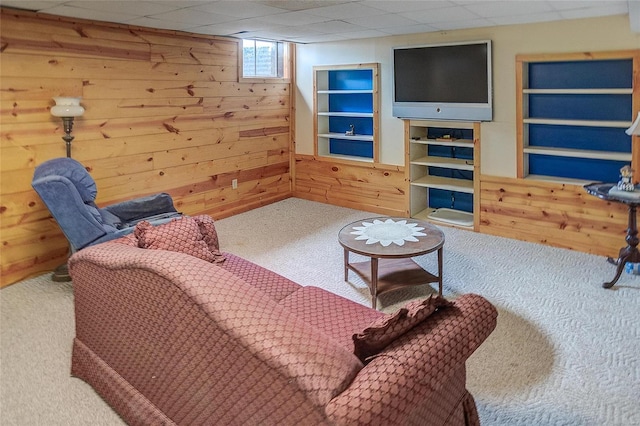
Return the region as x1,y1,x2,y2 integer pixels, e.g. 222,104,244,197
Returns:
242,40,256,76
242,39,287,79
255,40,275,76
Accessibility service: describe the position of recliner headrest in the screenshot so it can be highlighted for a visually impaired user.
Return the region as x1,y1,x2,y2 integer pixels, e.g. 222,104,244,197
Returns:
33,157,97,203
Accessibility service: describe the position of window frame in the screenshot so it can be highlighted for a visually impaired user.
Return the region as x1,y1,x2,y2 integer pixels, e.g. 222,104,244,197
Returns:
238,39,291,83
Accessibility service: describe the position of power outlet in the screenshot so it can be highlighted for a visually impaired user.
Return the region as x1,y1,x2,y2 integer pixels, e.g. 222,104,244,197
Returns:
232,178,238,189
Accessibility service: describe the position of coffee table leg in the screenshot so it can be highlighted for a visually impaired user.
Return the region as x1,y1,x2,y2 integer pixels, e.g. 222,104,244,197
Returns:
437,247,443,296
343,248,349,281
370,257,378,309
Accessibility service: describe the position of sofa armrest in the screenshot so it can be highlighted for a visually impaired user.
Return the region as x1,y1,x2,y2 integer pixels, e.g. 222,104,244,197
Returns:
325,293,497,425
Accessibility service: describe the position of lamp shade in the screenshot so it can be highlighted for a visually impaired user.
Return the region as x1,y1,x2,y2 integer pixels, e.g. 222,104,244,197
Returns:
626,112,640,136
51,97,85,117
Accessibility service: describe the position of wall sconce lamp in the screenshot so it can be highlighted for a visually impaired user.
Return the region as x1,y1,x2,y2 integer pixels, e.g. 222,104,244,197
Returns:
50,97,85,158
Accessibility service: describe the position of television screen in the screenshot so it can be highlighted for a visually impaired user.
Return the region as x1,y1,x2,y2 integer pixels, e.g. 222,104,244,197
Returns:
392,40,492,121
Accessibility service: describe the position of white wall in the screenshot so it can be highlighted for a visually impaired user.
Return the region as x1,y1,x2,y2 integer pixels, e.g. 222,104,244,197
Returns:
295,14,639,177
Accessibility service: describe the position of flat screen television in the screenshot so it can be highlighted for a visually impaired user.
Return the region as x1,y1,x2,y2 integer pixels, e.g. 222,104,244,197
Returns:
392,40,492,121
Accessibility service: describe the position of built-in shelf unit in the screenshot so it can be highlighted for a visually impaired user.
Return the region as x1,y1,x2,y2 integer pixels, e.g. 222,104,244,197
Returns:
517,50,639,184
314,63,379,162
407,120,480,229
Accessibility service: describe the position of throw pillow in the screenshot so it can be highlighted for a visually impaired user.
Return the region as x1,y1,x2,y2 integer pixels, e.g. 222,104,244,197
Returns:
193,215,221,253
135,218,218,263
352,294,452,362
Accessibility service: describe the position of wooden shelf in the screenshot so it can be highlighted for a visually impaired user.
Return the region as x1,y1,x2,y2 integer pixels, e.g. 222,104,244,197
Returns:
318,133,374,142
411,207,474,229
410,138,474,148
523,146,632,161
411,175,474,193
523,118,631,128
411,155,474,170
316,153,374,163
317,90,373,94
317,111,373,118
523,88,633,95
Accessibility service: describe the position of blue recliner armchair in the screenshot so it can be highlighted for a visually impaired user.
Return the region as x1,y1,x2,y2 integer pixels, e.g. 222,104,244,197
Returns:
32,157,182,279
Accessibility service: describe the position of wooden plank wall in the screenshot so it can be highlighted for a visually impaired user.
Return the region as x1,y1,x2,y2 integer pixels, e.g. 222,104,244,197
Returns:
478,175,628,257
0,9,292,287
293,154,408,217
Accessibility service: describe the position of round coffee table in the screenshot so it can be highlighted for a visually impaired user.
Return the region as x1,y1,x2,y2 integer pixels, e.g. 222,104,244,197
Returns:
338,217,445,309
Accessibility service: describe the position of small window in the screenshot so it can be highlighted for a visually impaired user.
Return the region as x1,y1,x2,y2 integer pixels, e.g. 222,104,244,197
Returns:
240,39,290,81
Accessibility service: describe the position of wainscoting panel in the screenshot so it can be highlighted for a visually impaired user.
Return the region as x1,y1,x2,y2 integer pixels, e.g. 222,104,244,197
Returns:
293,155,407,217
478,175,627,257
0,9,292,286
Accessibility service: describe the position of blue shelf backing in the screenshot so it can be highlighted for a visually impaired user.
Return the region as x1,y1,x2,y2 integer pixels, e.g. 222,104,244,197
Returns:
328,69,373,90
328,93,373,113
428,188,473,213
528,93,631,121
428,145,473,160
427,127,473,140
528,124,631,153
528,154,626,182
329,139,373,158
328,116,373,136
428,166,473,180
528,59,632,89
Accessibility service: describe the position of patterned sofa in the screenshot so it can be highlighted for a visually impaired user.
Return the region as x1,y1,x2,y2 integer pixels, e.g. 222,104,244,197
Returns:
68,216,497,426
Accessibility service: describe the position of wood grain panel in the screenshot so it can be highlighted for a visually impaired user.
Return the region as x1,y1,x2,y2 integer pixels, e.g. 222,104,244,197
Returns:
478,175,627,257
0,53,235,82
82,80,289,100
293,154,407,217
0,8,292,287
1,29,152,61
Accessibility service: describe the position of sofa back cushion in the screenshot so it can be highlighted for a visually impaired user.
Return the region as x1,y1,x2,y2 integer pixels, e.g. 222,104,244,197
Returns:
279,286,383,351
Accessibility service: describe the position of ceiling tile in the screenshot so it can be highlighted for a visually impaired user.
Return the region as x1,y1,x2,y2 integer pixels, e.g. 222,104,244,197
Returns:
432,17,496,30
257,10,330,26
379,23,440,35
464,1,553,18
126,16,205,31
365,1,456,13
258,0,350,12
404,5,482,23
307,2,387,19
306,19,366,33
190,1,284,18
345,13,421,29
147,7,233,25
36,4,139,23
0,1,66,10
558,3,629,20
66,1,181,16
339,29,390,39
490,11,563,26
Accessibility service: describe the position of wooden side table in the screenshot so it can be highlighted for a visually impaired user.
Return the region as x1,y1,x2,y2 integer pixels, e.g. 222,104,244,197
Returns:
584,182,640,288
338,217,445,309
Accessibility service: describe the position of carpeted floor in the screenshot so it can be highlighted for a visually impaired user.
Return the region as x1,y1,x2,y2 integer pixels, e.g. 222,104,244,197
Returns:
1,198,639,425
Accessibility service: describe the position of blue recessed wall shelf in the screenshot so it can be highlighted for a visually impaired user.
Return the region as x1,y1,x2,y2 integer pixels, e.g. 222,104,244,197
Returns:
517,51,638,184
314,63,379,163
408,120,480,229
